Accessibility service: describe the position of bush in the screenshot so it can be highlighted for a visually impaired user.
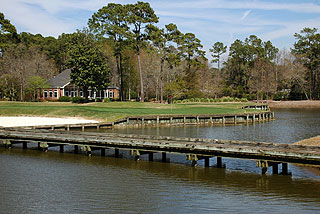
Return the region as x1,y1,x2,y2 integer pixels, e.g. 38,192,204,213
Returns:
58,96,71,102
103,98,110,103
95,98,102,102
71,96,85,103
241,98,248,102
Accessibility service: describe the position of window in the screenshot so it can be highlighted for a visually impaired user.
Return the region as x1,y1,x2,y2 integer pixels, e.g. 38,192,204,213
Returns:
54,91,58,98
109,91,113,98
101,90,105,98
65,91,69,97
71,91,74,97
49,90,53,98
44,91,48,98
80,91,83,97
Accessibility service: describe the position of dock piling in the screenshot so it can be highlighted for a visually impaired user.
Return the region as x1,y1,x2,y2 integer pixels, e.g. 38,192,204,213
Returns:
115,149,120,158
162,152,167,162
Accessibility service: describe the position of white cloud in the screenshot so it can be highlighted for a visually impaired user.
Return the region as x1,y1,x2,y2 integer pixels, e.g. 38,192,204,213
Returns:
241,10,251,21
153,0,320,14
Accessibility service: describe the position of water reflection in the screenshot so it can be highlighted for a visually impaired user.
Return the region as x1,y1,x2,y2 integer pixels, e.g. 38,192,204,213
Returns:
1,147,320,213
1,108,320,213
99,108,320,144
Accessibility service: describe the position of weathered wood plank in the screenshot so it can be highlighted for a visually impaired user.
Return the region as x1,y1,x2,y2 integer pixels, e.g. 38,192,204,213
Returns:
1,129,320,165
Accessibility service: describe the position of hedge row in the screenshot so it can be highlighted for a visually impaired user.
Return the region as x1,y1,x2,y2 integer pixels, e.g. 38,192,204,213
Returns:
173,97,248,104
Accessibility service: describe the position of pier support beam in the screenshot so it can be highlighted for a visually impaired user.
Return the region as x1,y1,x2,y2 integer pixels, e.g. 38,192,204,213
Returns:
162,152,167,162
115,149,120,158
282,163,289,175
272,163,279,175
3,139,12,149
101,148,105,156
74,145,79,154
23,142,27,149
204,157,210,167
149,152,154,161
217,157,223,168
59,145,64,153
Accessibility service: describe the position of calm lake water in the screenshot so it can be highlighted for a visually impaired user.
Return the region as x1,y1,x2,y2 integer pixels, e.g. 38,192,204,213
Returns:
1,108,320,213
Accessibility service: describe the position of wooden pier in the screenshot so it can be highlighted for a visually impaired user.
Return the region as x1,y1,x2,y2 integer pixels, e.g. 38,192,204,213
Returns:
1,128,320,175
16,112,274,131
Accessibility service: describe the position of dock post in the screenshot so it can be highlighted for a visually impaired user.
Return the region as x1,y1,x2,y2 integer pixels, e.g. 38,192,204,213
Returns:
66,125,70,131
204,157,210,167
282,163,289,175
51,126,55,131
101,148,105,156
74,145,79,154
170,117,173,123
222,117,225,124
157,116,159,124
127,118,130,124
183,117,186,124
162,152,167,162
253,114,256,123
38,142,41,150
115,149,120,158
234,116,237,124
210,116,213,124
23,142,27,149
149,152,154,161
142,118,144,125
262,167,268,175
272,163,279,175
82,125,85,132
197,116,200,124
59,145,64,153
97,125,100,131
217,157,222,168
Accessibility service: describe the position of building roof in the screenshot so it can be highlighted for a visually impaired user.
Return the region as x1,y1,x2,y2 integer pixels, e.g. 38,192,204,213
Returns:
46,68,119,90
47,69,71,88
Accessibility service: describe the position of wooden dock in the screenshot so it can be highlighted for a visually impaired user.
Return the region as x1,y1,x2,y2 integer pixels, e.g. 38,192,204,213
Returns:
1,128,320,175
14,112,274,131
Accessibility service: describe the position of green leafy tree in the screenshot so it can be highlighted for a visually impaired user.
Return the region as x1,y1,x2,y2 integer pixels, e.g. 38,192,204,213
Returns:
177,32,206,97
88,3,130,101
209,42,227,71
25,76,49,101
0,12,19,48
146,23,181,103
127,1,159,102
292,27,320,99
226,35,278,94
67,31,111,101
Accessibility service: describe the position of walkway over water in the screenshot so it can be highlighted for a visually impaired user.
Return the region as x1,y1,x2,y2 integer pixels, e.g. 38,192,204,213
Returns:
1,128,320,175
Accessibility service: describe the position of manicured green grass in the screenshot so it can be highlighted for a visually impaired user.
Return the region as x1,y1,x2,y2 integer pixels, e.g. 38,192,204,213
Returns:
0,101,261,122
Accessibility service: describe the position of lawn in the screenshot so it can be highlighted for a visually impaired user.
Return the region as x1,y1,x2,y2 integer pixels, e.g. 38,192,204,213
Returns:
0,101,262,122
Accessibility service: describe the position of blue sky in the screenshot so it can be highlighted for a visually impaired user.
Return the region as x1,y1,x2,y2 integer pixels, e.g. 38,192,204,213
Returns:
2,0,320,60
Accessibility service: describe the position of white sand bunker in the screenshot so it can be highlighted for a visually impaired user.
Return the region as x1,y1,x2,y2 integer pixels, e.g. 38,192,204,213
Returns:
0,117,99,128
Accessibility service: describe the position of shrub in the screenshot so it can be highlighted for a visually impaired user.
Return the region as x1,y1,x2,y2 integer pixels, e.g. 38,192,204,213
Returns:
71,96,85,103
95,98,102,102
103,98,110,103
58,96,71,102
241,98,248,102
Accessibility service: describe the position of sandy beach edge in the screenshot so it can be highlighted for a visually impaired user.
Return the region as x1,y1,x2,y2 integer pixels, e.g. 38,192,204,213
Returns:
0,116,99,128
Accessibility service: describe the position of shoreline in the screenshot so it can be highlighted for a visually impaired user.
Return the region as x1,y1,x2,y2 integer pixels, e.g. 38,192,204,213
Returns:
268,100,320,109
0,116,99,128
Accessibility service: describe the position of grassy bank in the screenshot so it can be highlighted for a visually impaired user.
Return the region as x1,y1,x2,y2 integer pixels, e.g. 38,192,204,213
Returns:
0,101,262,122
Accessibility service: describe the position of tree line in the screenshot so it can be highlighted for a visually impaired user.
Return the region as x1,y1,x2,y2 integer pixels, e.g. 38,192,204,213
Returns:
1,2,320,102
